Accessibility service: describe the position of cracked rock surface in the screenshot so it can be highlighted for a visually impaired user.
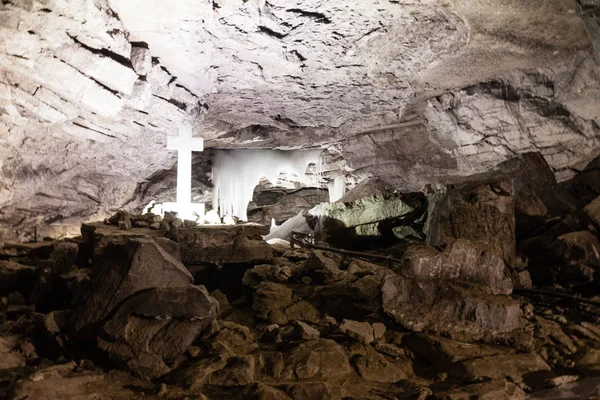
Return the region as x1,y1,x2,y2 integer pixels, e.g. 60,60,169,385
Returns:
1,0,599,239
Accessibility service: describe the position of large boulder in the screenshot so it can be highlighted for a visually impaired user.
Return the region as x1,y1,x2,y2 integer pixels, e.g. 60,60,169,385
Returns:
382,273,522,341
426,177,516,264
167,224,273,264
73,237,193,336
98,285,218,379
400,239,513,295
316,179,426,248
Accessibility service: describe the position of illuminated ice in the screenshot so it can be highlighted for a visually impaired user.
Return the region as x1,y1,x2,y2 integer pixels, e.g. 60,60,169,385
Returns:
163,126,205,221
212,149,322,221
328,176,346,202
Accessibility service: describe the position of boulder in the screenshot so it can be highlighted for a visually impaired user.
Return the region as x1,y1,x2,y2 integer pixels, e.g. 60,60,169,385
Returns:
281,339,352,381
434,379,526,400
382,274,522,340
0,336,26,370
73,237,193,336
0,260,36,297
426,177,516,264
405,334,505,371
167,224,273,264
205,321,258,355
400,239,513,295
316,179,426,248
453,353,550,382
338,319,375,344
98,285,218,379
351,345,408,382
171,353,256,390
585,196,600,227
11,362,138,400
552,231,600,286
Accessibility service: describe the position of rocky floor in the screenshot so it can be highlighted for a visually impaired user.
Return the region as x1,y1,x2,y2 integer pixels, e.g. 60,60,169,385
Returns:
1,153,600,399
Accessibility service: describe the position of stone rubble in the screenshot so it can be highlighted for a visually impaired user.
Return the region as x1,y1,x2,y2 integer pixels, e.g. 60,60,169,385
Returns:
1,159,600,398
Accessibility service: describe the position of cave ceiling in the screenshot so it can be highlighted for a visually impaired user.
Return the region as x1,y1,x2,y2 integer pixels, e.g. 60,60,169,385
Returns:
0,0,599,239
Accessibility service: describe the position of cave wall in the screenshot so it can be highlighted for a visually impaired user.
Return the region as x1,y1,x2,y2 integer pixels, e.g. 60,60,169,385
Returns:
0,0,599,240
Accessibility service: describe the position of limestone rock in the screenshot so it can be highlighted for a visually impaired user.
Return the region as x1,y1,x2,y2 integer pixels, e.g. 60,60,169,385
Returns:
426,177,516,264
338,319,375,344
382,273,522,340
98,285,218,379
0,260,36,297
205,321,258,355
585,196,600,227
400,239,513,295
0,336,26,370
352,345,408,383
454,353,550,382
405,334,505,371
12,362,138,400
550,231,600,286
167,224,273,264
282,339,352,381
172,354,256,390
130,44,151,76
317,180,426,248
73,237,193,336
435,379,526,400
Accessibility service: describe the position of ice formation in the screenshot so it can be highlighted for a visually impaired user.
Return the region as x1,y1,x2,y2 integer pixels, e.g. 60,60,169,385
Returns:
212,149,322,220
328,176,346,202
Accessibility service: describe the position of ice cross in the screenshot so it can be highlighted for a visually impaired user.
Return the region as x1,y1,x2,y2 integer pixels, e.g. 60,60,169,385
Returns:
163,126,205,220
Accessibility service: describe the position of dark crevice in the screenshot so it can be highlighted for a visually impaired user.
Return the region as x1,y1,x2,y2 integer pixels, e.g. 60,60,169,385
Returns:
79,192,101,204
168,98,187,111
72,121,117,139
175,84,199,99
55,56,121,95
39,7,52,13
258,26,287,39
133,121,145,127
290,49,307,62
67,33,133,70
286,8,331,24
130,41,149,49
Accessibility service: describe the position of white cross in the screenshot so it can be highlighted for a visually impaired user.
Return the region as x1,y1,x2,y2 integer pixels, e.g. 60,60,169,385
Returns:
163,126,205,220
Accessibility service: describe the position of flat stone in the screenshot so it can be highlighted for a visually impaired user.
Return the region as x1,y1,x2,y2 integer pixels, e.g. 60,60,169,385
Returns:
435,379,526,400
167,224,273,264
584,195,600,227
339,319,375,344
282,339,352,381
454,353,550,382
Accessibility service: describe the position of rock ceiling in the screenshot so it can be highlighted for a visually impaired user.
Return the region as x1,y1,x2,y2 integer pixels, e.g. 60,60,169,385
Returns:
0,0,599,239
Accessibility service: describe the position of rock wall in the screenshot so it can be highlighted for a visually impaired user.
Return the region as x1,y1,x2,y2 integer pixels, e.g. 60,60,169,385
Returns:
1,0,599,239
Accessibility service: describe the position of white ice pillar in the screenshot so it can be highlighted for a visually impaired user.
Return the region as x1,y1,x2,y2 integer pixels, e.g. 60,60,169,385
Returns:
163,126,205,220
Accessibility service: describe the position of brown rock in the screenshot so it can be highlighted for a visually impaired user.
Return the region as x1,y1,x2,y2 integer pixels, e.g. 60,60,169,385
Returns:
584,195,600,227
454,353,550,382
167,224,272,264
382,274,522,340
12,362,137,400
98,285,218,379
282,339,352,381
426,177,516,264
435,379,526,400
339,319,375,344
73,237,193,336
352,345,408,382
401,239,513,295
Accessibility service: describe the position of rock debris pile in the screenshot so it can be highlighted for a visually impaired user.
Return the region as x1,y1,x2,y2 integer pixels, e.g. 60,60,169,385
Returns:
0,151,600,399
